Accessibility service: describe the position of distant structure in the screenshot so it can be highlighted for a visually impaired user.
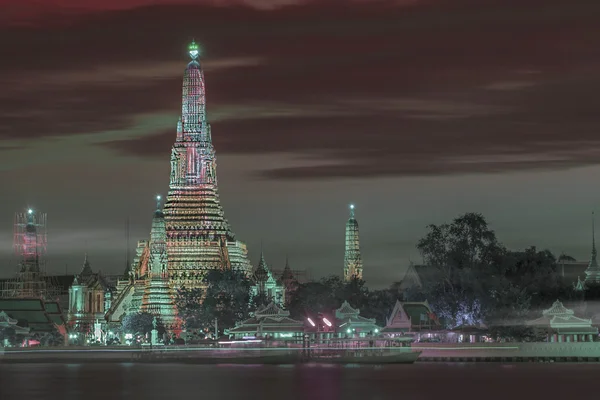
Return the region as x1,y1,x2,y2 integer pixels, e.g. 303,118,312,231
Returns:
584,212,600,284
0,209,58,299
251,250,285,306
106,196,179,329
344,204,363,281
164,40,252,289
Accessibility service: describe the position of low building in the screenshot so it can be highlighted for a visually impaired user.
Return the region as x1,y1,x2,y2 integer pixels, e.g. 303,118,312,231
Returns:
382,300,443,341
335,301,380,337
0,298,67,345
227,302,304,341
526,299,598,342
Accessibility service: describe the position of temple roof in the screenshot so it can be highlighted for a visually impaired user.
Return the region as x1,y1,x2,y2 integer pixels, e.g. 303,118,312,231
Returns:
542,300,574,317
280,256,295,281
80,253,93,276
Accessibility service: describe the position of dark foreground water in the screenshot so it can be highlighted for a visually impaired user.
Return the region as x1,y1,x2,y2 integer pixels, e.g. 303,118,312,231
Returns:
1,362,599,400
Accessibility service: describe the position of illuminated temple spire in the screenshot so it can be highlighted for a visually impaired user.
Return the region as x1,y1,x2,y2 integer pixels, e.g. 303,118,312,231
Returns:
141,195,179,327
164,40,252,288
585,211,600,283
344,204,363,281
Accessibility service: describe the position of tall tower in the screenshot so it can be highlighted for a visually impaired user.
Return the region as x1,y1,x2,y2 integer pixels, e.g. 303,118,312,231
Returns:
141,196,179,327
585,212,600,283
10,209,48,298
164,40,252,289
344,204,363,281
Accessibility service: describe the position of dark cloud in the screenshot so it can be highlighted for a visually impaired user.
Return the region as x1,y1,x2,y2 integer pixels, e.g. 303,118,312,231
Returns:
2,0,600,178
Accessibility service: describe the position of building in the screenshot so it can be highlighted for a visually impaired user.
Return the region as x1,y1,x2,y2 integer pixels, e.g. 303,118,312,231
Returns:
164,40,252,290
382,300,442,340
335,301,380,337
526,299,598,342
251,250,285,306
227,302,304,341
0,298,67,344
67,254,112,338
106,197,179,330
279,257,299,306
344,204,363,281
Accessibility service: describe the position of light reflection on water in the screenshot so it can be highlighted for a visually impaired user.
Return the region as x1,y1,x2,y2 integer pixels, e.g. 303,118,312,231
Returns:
1,363,599,400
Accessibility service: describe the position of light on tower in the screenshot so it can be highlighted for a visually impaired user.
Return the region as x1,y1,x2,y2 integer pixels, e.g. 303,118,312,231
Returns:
350,204,354,210
28,209,33,214
188,40,200,60
156,195,161,201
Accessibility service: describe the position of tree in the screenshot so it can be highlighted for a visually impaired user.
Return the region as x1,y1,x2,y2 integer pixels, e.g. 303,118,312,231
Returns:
504,247,572,308
175,286,205,330
122,312,164,337
414,213,517,327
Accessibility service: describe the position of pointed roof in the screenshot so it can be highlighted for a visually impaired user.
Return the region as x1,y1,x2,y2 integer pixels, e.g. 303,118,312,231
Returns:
280,256,295,281
385,300,412,328
255,302,290,319
585,211,600,282
542,300,574,317
254,250,271,283
574,276,586,291
80,253,93,276
399,262,423,289
336,300,360,318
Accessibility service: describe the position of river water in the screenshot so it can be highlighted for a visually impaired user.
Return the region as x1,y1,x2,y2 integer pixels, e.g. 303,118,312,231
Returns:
0,362,598,399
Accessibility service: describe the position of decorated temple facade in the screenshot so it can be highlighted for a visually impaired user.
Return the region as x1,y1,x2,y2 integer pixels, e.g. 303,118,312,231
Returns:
344,205,363,281
227,302,304,341
527,299,598,342
106,197,179,330
335,301,380,337
251,251,285,306
164,40,252,290
68,254,111,337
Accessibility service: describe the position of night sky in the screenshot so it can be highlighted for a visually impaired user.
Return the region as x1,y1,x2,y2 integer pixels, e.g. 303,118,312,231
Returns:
1,0,600,287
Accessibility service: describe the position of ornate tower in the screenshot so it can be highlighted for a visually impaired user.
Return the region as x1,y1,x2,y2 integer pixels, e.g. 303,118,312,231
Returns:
585,212,600,283
344,204,363,281
141,196,179,327
164,41,252,289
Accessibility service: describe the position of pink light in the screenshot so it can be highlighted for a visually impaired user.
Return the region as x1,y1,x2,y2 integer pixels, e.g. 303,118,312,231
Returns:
323,318,332,327
307,318,316,327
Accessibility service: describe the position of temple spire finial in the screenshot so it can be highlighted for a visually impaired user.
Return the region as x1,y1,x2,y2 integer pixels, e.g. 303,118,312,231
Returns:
349,203,355,219
156,195,162,211
188,40,199,60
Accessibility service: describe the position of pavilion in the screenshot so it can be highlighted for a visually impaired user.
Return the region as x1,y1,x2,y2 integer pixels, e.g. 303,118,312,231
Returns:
526,299,598,342
227,302,304,342
335,301,381,337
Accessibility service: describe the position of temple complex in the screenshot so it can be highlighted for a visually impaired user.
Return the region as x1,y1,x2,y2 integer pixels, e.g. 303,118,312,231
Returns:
164,40,252,290
344,204,363,281
526,299,598,342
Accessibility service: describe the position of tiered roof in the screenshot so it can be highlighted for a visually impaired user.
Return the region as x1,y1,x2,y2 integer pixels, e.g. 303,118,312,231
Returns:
228,302,303,334
527,299,598,335
335,301,379,333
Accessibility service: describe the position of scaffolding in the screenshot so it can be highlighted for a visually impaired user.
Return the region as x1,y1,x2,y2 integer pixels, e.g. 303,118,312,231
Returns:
0,209,58,299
